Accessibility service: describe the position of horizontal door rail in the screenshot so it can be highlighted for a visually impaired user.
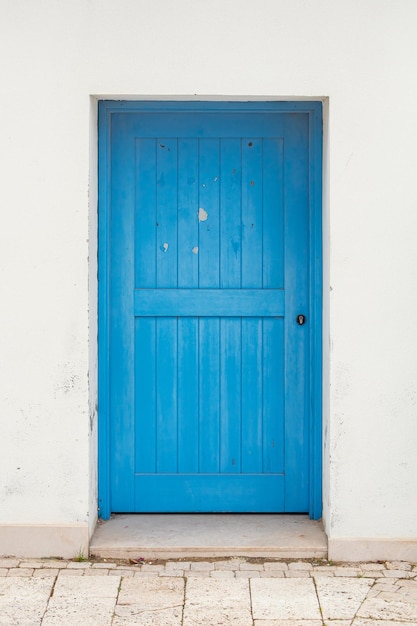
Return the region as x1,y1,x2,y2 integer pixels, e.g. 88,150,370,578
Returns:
134,288,284,317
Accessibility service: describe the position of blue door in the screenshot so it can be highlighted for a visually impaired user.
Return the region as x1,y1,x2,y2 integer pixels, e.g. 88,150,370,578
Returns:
99,101,322,516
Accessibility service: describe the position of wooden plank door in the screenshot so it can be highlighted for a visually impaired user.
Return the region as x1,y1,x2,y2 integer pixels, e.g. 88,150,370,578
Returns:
99,102,322,515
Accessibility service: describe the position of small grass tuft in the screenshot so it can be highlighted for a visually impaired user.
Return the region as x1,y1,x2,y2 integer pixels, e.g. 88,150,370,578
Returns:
73,548,88,562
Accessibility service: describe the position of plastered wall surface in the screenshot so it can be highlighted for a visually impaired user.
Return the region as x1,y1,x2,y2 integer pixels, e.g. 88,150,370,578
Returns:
0,0,417,557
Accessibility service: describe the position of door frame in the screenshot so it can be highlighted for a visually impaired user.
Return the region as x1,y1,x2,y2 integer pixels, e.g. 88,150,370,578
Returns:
97,100,323,520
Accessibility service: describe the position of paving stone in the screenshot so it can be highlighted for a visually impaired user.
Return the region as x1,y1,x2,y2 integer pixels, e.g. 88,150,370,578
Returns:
386,561,412,570
109,569,135,577
384,569,411,578
42,561,67,569
379,587,417,602
334,568,362,577
113,606,183,625
190,562,212,571
311,570,335,577
210,570,235,578
57,569,84,576
236,570,260,578
92,562,117,569
357,596,417,621
166,561,191,570
159,570,185,577
0,577,54,626
184,570,209,578
0,559,19,568
254,622,351,626
116,565,138,572
7,568,34,577
133,571,159,578
42,575,120,625
311,565,337,572
139,564,165,571
253,621,323,626
397,579,417,589
239,562,264,571
67,562,91,569
53,574,121,598
0,569,8,577
288,561,313,570
352,617,416,626
251,577,321,620
263,562,289,571
184,578,252,625
19,561,44,569
33,569,59,577
360,563,386,571
284,571,311,577
260,570,285,578
42,596,117,626
84,568,109,575
315,576,373,620
213,560,240,570
373,582,398,592
118,576,184,608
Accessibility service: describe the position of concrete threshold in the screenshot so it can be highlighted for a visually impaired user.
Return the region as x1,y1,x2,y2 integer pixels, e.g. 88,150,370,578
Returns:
90,514,327,560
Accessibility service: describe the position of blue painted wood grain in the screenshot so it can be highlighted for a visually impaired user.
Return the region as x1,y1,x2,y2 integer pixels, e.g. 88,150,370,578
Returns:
99,101,322,516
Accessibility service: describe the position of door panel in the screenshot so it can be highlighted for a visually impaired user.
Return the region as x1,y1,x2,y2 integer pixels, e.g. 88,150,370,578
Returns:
100,103,321,514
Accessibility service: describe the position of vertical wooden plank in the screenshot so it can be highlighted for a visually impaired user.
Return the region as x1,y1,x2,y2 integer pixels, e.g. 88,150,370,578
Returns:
263,318,285,474
178,138,199,288
199,317,220,473
198,139,220,288
134,138,157,477
156,138,178,288
178,317,199,473
177,139,200,473
109,116,135,510
135,138,157,288
220,139,241,288
198,139,221,474
156,317,178,473
242,138,263,288
155,137,179,474
135,318,156,473
220,318,241,473
219,138,242,476
263,138,284,289
241,318,263,473
283,115,310,510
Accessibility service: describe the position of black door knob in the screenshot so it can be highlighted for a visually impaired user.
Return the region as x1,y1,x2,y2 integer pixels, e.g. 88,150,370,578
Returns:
296,314,306,325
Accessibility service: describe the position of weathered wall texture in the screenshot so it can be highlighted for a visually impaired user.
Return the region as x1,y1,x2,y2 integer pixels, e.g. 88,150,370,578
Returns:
0,0,416,558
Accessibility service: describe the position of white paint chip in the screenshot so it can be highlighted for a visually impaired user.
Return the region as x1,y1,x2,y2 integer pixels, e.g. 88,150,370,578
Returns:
192,246,199,254
162,242,169,252
198,208,208,222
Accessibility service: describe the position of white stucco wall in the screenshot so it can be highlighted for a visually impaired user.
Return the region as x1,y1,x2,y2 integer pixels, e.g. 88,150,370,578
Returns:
1,0,416,559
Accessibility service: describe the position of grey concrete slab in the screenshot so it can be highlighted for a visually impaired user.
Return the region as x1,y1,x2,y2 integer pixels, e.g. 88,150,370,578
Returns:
113,606,183,626
0,578,53,626
113,578,184,626
250,578,321,620
118,576,184,608
353,620,417,626
90,514,327,559
184,578,252,625
41,597,118,626
253,622,351,626
315,576,373,620
41,574,120,626
357,596,417,622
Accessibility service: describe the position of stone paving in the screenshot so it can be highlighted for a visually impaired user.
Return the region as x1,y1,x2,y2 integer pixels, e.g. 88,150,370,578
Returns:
0,557,416,625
